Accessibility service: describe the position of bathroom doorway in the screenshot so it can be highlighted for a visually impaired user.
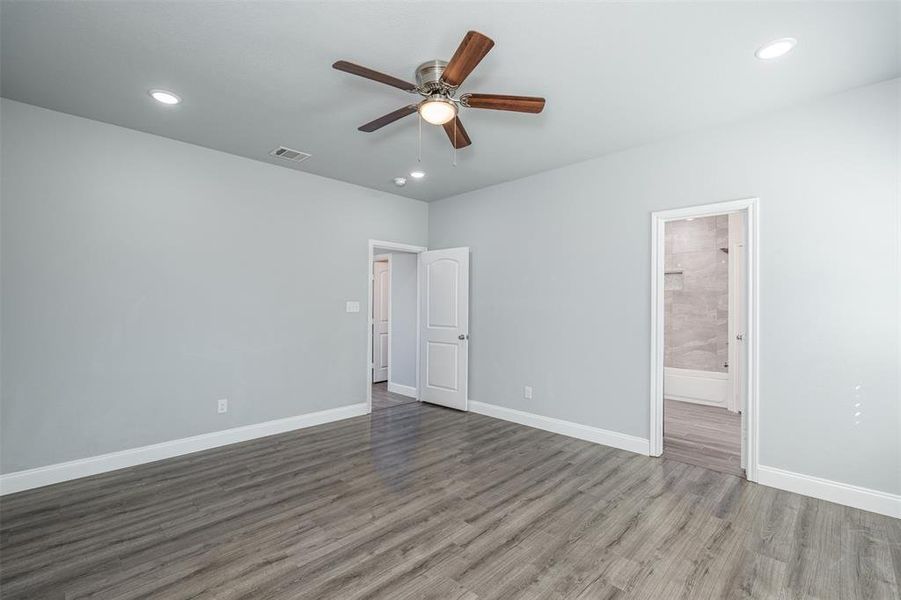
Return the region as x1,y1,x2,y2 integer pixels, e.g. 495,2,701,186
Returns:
649,199,759,481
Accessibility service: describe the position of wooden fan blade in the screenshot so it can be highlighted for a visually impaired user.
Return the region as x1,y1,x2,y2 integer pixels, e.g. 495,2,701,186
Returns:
333,61,417,92
463,93,545,113
440,31,495,87
442,116,472,149
359,105,418,132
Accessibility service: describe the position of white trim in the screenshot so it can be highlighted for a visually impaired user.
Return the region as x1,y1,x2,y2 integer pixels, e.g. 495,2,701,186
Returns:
385,254,392,385
748,199,760,481
650,198,754,221
470,401,650,455
367,240,428,413
387,382,418,398
0,403,369,496
664,367,729,408
757,465,901,519
726,212,745,414
650,197,760,482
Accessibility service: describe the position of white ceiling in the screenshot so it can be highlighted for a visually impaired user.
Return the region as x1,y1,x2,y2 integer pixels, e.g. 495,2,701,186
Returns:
2,1,898,201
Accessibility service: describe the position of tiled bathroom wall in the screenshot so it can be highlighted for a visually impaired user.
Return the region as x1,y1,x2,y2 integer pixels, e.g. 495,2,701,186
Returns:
664,215,729,373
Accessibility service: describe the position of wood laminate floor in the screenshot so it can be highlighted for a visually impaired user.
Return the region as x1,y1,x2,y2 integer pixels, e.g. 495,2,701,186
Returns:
2,402,898,599
372,382,417,410
664,399,743,477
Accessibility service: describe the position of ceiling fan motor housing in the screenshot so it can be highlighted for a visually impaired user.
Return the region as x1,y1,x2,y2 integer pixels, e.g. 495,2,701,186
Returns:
415,60,450,94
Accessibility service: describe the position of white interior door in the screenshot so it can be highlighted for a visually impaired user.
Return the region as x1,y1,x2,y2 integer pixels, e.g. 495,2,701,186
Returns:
728,212,749,469
419,247,469,410
372,259,390,383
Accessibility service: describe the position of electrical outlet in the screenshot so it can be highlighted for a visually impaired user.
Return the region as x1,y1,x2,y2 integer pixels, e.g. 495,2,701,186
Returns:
523,386,532,399
217,398,228,414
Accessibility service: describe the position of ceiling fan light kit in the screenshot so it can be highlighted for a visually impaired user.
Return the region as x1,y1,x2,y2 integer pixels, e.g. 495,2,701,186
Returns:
333,30,545,151
419,96,456,125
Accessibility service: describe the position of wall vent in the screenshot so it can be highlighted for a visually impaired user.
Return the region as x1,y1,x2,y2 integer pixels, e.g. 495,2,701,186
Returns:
269,146,311,163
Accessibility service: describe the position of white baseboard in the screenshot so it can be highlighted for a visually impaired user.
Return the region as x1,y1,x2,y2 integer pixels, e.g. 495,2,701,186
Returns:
757,465,901,518
469,401,649,456
0,402,369,496
387,382,418,398
664,367,729,408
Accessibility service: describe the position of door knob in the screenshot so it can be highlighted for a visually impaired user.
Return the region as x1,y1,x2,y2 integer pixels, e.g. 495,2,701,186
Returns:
458,334,468,340
736,334,744,341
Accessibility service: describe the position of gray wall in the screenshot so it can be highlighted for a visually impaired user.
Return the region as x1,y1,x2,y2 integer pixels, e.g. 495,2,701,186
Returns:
429,80,900,494
388,252,417,388
664,215,729,373
0,99,428,473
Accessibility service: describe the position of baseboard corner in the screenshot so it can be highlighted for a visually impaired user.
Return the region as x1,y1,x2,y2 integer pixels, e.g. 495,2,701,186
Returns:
387,382,418,399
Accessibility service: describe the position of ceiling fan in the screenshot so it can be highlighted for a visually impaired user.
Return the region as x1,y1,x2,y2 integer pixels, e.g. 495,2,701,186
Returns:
333,31,545,149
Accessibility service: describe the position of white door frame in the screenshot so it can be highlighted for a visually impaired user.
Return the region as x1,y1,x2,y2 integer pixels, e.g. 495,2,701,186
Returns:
649,197,760,482
726,213,745,414
367,240,428,413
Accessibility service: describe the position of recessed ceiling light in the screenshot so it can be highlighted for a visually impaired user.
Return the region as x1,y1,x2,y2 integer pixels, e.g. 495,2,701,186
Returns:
148,89,181,105
755,38,797,60
393,177,407,187
410,171,425,179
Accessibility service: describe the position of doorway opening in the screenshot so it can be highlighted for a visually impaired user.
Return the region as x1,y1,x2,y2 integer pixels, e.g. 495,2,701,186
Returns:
367,241,427,412
650,198,759,481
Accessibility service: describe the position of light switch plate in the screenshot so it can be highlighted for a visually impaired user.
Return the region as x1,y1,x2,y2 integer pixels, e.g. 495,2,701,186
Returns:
524,386,533,399
346,301,360,313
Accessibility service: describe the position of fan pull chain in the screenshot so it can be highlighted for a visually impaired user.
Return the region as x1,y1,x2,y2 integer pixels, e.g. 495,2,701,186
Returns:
418,112,422,163
453,118,457,167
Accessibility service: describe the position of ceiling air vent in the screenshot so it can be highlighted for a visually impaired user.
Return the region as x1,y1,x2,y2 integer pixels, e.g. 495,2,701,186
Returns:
269,146,311,163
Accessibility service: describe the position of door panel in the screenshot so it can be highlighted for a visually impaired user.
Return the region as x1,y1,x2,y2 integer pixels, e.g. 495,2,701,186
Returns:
372,260,389,383
427,259,459,328
426,342,459,390
420,248,469,410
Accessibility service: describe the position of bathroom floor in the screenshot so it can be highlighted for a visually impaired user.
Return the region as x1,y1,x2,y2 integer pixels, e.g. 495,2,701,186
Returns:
664,398,743,477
